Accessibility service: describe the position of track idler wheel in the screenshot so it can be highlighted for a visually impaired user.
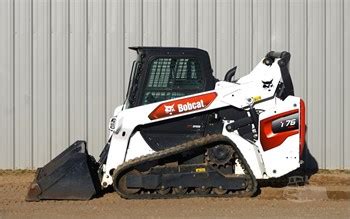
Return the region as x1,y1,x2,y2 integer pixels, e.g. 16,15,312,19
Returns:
212,187,227,195
114,169,141,195
195,186,211,195
207,144,234,166
173,186,188,195
157,187,171,195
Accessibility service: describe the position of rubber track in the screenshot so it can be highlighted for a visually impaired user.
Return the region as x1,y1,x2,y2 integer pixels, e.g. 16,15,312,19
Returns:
112,134,258,199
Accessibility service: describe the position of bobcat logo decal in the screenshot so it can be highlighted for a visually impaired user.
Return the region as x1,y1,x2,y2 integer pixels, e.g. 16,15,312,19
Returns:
262,79,273,89
164,104,175,115
149,92,217,120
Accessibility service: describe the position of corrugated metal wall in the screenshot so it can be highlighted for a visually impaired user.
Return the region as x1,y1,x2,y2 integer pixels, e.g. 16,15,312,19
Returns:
0,0,349,169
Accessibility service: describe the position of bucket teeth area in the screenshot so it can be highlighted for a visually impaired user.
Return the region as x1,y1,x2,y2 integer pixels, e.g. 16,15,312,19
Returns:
25,141,101,201
26,181,41,202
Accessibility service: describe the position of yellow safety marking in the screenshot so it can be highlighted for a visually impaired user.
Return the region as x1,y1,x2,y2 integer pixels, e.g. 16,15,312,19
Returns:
195,167,206,173
252,96,262,102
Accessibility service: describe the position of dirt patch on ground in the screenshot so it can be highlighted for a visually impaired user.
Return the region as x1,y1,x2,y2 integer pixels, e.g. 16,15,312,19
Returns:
0,171,349,218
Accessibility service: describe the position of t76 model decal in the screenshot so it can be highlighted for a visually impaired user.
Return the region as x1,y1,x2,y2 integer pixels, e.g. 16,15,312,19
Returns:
148,92,217,120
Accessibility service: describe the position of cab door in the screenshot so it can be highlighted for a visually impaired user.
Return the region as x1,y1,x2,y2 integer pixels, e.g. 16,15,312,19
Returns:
138,57,211,151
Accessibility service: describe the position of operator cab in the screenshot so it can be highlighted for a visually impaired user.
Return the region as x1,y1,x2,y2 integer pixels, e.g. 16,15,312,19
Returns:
123,47,218,151
125,47,217,108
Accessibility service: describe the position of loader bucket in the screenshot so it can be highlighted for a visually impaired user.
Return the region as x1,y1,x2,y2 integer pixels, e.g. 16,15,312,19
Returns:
26,141,101,201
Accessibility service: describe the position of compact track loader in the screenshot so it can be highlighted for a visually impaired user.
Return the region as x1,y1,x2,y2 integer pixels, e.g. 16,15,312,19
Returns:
26,47,306,201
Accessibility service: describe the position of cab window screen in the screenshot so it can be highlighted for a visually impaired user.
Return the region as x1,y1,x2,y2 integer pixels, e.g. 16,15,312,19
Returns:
143,58,203,104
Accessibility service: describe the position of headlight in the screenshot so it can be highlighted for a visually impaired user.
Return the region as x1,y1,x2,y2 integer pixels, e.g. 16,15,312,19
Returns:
108,116,120,133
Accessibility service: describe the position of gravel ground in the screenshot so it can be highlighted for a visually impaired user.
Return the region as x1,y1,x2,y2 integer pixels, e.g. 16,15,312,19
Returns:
0,170,349,218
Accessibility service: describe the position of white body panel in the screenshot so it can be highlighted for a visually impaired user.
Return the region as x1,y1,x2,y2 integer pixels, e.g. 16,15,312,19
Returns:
101,58,302,187
222,127,266,179
256,96,302,177
125,132,155,161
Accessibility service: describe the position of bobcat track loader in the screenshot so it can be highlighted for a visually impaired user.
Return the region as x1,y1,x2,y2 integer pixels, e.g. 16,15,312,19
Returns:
26,47,306,200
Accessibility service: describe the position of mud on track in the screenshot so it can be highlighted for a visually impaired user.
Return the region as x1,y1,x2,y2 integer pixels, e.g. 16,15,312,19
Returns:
0,170,349,218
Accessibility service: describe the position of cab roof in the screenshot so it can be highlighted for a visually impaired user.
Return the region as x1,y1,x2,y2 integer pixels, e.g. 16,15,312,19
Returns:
129,47,212,70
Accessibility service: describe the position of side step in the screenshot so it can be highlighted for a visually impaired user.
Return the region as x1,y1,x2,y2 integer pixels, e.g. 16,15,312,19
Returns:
26,141,101,201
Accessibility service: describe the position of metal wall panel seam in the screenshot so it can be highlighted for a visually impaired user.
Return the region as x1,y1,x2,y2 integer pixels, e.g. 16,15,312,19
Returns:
32,0,51,167
340,0,344,168
104,0,107,140
161,0,180,46
67,0,71,145
216,0,234,79
252,0,272,66
106,0,125,140
341,0,345,168
250,0,253,70
71,0,86,144
305,0,309,143
141,0,143,45
306,0,326,168
31,0,34,168
344,0,350,168
289,0,307,99
12,0,15,168
325,0,343,168
159,0,162,46
87,0,107,156
124,0,142,94
123,0,125,96
49,0,52,161
14,0,33,168
12,0,15,169
142,0,161,46
85,0,89,146
198,0,216,75
31,0,35,167
179,0,197,47
49,0,53,165
288,0,290,51
234,0,253,77
196,0,198,48
214,0,217,75
178,0,180,46
0,0,15,168
51,0,70,158
70,0,88,143
305,0,308,103
329,0,340,168
233,0,235,71
269,0,272,51
323,0,327,168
